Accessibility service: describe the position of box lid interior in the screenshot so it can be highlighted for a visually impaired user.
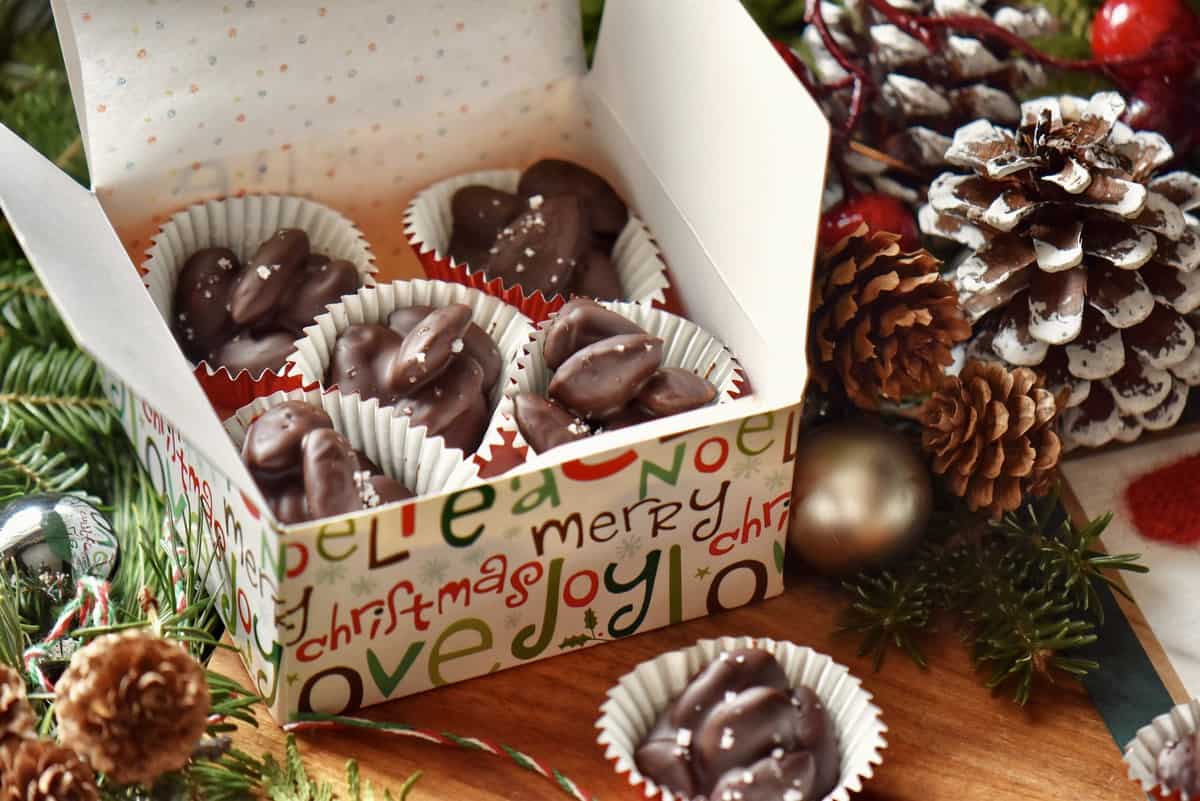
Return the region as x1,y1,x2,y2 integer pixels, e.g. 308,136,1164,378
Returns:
52,0,587,193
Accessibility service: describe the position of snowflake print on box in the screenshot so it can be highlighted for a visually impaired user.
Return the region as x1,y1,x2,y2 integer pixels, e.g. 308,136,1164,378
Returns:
921,92,1200,450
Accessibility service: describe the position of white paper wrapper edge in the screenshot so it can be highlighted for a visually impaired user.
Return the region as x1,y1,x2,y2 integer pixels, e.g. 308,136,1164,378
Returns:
1124,697,1200,800
594,636,888,801
141,194,378,381
403,167,670,306
224,388,480,514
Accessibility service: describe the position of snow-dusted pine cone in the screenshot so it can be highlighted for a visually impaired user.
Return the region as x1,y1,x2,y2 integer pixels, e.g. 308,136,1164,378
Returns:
805,0,1055,206
54,630,210,786
0,665,34,757
0,739,97,801
811,224,971,408
922,360,1061,516
921,91,1200,449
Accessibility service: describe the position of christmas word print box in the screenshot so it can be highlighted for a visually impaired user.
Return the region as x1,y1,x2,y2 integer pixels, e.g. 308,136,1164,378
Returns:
0,0,828,721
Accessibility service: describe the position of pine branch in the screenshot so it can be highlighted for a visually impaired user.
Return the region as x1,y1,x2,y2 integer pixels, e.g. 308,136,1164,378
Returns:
0,338,117,462
0,260,72,346
0,407,90,501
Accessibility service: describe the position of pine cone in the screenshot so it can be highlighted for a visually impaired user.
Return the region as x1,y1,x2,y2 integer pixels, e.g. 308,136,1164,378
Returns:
804,0,1055,205
54,631,210,786
922,360,1061,516
0,665,34,757
811,224,972,408
0,739,97,801
921,91,1200,449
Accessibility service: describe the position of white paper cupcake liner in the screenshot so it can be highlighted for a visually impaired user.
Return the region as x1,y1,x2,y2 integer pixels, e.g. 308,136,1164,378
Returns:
495,300,743,469
596,636,888,801
1125,697,1200,800
288,280,534,458
141,195,377,407
403,168,671,321
224,388,480,512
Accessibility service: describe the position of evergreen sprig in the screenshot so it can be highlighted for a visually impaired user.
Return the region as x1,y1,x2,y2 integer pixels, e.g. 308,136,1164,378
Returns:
841,489,1143,703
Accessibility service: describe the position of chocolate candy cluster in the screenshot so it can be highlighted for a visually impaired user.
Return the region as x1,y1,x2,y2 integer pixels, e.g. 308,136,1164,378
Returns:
1157,730,1200,799
172,228,361,377
449,159,629,300
241,401,412,524
513,299,717,453
635,648,839,801
326,303,502,453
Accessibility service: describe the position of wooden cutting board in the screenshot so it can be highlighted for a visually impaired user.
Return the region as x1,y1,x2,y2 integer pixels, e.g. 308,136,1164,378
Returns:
214,573,1139,801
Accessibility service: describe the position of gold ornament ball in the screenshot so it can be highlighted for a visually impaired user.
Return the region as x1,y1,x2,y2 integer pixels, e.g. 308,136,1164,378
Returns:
788,422,932,575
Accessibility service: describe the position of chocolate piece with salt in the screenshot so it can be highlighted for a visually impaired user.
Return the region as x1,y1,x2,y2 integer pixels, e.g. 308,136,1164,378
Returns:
451,185,523,248
485,194,589,296
518,159,628,236
512,392,591,453
668,648,792,730
637,368,718,417
543,299,645,370
549,333,663,419
229,229,311,326
302,427,363,520
327,324,406,402
365,475,415,506
398,356,490,453
570,249,624,301
172,247,239,361
709,750,819,801
385,304,473,393
388,305,502,393
214,331,297,378
241,401,333,480
386,305,436,338
275,255,360,335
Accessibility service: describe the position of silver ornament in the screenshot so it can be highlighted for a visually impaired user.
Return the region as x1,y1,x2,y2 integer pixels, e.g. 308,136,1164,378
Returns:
788,422,932,575
0,494,119,582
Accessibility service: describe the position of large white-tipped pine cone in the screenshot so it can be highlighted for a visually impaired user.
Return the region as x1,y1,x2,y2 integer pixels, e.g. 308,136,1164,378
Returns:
805,0,1055,205
921,91,1200,450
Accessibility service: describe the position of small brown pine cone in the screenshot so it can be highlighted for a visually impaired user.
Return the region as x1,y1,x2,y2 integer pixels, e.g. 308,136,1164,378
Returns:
54,631,210,786
811,224,972,409
0,665,34,757
0,739,97,801
922,360,1062,517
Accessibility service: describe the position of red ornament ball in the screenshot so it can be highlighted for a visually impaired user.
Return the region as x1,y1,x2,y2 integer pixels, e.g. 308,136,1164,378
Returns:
1124,75,1199,153
820,193,920,251
1091,0,1200,78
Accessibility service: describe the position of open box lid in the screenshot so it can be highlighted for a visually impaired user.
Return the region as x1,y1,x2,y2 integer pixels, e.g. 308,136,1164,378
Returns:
52,0,587,193
0,0,827,504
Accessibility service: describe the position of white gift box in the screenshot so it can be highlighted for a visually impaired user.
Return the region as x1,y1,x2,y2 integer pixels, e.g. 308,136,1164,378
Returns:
0,0,828,721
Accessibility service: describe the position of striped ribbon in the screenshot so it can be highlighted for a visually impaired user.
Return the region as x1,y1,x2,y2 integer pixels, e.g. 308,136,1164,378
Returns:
284,715,598,801
23,576,110,691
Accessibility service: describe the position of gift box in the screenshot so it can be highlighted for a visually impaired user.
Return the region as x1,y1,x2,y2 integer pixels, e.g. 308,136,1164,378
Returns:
0,0,828,721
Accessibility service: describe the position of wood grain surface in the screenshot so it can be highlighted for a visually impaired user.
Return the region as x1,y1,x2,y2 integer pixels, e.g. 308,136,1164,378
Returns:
215,568,1140,801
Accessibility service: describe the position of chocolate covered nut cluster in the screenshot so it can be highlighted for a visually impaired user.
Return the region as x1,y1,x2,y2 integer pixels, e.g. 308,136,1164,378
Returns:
1157,730,1200,799
172,228,361,376
634,648,839,801
241,401,412,525
449,159,628,300
326,303,502,453
513,299,717,453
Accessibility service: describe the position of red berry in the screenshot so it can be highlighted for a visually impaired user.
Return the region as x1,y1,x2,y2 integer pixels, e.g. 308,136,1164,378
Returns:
820,194,921,251
1091,0,1200,78
1124,75,1200,153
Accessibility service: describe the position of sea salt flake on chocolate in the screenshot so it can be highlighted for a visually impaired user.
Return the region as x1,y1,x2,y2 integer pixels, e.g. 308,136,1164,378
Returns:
528,194,544,209
256,265,272,280
720,728,735,751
